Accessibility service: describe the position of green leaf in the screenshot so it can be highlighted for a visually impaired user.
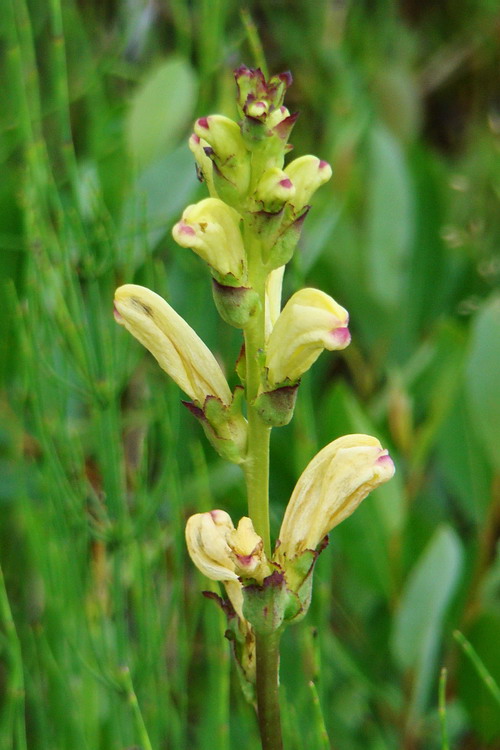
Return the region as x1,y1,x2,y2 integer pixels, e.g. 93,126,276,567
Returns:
437,390,493,525
465,294,500,471
391,525,463,720
365,123,414,309
125,57,198,168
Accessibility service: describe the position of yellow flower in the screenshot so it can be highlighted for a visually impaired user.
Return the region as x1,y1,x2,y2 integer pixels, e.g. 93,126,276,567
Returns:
265,288,350,386
255,168,295,211
277,435,395,562
284,155,332,212
185,510,270,585
114,284,231,406
185,510,270,631
172,198,246,280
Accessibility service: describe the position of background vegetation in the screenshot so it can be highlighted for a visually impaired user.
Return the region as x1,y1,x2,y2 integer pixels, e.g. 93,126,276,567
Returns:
1,1,500,748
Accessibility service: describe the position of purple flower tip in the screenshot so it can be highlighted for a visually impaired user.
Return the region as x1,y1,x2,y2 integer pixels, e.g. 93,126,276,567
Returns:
197,117,209,129
376,452,394,469
279,178,293,189
319,160,329,169
330,326,351,347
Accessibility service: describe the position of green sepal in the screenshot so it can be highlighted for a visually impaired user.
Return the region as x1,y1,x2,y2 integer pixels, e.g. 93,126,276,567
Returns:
253,383,299,426
282,549,316,624
182,387,247,464
263,206,310,270
280,537,329,625
242,570,298,635
210,159,246,208
212,278,260,329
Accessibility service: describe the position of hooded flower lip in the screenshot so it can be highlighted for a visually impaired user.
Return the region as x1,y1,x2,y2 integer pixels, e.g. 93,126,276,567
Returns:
172,198,246,280
284,155,332,213
265,288,350,386
276,434,396,562
113,284,232,406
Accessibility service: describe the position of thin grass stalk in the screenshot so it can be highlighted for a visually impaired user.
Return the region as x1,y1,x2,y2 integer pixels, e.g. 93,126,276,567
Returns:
0,565,28,750
439,667,450,750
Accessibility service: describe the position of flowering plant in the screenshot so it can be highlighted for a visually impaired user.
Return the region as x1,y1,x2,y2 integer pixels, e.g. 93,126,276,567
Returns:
114,65,395,750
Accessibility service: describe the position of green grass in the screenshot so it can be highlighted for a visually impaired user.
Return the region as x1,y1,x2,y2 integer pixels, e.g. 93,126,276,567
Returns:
1,1,500,748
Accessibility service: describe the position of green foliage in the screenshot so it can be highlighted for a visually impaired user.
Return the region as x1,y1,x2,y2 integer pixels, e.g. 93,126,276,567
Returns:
1,0,499,748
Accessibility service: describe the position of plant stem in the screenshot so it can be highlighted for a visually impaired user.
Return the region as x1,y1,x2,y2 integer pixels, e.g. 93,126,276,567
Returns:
244,302,271,555
243,249,283,749
255,632,283,750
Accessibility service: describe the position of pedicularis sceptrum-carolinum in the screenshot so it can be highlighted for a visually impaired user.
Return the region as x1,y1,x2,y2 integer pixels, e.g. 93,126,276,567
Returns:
114,66,395,750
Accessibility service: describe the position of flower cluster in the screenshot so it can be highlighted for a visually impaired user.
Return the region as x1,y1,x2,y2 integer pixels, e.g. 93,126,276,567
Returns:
114,66,395,692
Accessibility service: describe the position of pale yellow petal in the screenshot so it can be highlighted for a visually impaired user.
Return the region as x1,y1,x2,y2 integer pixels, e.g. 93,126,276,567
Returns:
278,435,395,560
264,266,285,341
185,511,239,582
266,288,350,385
114,284,231,405
172,198,246,278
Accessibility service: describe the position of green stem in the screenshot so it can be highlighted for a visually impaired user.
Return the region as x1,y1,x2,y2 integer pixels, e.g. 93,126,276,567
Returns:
243,234,272,554
255,632,283,750
244,301,271,555
243,237,283,749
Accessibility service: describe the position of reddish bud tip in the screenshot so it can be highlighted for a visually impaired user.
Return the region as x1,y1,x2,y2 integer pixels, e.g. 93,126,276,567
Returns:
279,178,293,189
179,224,196,236
197,117,210,129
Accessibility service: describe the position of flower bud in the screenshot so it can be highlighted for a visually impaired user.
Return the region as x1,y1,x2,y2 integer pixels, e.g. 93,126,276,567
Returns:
254,168,296,212
234,66,292,122
265,288,350,386
284,156,332,213
172,198,246,281
212,279,260,329
194,115,250,200
277,435,396,562
113,284,231,406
